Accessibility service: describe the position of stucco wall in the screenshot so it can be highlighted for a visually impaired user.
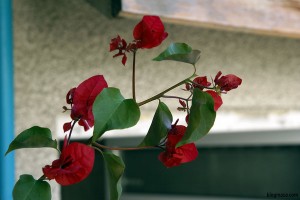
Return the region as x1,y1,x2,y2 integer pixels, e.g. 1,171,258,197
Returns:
13,0,300,199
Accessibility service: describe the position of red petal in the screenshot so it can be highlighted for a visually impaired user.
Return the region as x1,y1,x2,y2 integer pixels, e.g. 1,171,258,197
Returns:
185,114,189,124
109,36,119,52
218,74,242,91
110,35,127,52
121,54,127,66
158,151,181,168
205,90,223,111
185,83,191,91
133,16,168,49
167,125,186,147
66,88,76,104
158,143,198,168
63,122,72,133
78,119,91,131
43,142,95,186
179,99,186,108
192,76,211,90
214,71,222,83
179,143,198,163
159,124,198,168
71,75,108,130
73,75,108,108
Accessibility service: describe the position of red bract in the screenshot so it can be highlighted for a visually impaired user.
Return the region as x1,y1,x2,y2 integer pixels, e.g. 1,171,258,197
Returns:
206,90,223,111
159,125,198,168
179,99,186,108
66,87,76,104
214,71,242,92
185,83,191,91
63,122,72,133
43,138,95,186
64,75,108,132
193,76,211,90
110,35,128,66
133,15,168,49
185,114,189,124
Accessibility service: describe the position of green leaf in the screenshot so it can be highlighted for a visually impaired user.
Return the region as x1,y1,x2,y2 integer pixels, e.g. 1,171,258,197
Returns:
92,87,140,142
5,126,58,155
13,174,51,200
139,101,173,147
177,89,216,147
103,152,125,200
153,43,201,65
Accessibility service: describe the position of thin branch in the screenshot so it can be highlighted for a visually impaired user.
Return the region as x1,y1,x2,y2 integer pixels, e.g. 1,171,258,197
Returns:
162,95,191,101
92,142,157,151
137,65,197,106
188,80,215,90
67,119,78,145
186,92,193,115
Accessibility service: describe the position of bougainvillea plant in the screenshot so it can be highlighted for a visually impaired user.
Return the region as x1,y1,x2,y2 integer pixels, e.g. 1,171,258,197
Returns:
5,15,242,200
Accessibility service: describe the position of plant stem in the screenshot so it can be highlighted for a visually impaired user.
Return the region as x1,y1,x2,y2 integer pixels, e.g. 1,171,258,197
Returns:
132,51,137,101
67,119,78,145
188,80,215,90
138,65,197,106
138,77,193,106
38,175,46,181
92,142,156,151
162,95,191,101
186,92,193,115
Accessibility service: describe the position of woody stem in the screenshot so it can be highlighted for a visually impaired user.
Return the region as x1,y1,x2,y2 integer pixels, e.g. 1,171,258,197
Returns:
162,95,191,101
92,142,158,151
138,77,193,106
38,175,46,181
67,119,78,144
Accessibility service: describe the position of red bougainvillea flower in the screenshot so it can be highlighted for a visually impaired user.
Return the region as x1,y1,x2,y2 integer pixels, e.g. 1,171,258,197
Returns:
214,71,242,92
185,114,189,124
66,87,76,104
177,99,187,112
159,125,198,168
192,76,211,90
43,138,95,186
133,15,168,49
205,90,223,111
179,99,186,108
110,35,129,66
64,75,108,132
185,83,191,91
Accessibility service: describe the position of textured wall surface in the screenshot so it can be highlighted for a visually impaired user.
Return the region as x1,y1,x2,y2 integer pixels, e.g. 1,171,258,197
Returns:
13,0,300,199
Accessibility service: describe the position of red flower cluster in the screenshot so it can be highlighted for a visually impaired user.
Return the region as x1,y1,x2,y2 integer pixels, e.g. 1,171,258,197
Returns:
110,15,168,65
159,125,198,168
183,72,242,112
109,35,129,66
214,71,242,92
43,138,95,186
64,75,108,132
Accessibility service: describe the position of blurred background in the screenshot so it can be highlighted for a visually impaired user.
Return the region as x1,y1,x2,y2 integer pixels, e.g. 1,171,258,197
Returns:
1,0,300,199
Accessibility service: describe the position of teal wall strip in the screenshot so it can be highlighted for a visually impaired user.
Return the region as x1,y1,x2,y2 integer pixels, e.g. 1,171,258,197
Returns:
0,0,15,200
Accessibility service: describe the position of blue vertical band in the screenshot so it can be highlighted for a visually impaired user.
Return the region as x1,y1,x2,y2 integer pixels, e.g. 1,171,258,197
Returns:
0,0,15,200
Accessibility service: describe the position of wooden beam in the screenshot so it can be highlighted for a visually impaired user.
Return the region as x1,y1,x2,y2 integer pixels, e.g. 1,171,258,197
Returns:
121,0,300,39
